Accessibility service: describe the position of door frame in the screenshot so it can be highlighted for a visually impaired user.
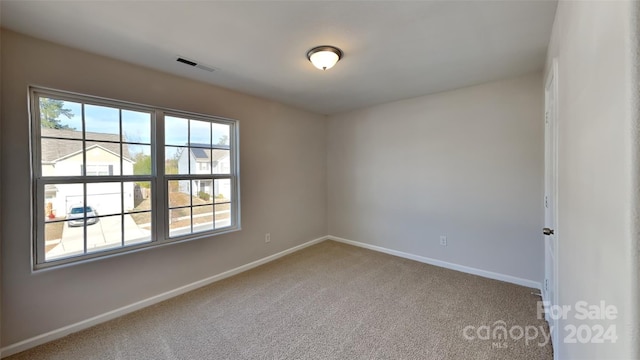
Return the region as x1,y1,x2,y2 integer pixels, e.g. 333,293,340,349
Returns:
544,58,559,357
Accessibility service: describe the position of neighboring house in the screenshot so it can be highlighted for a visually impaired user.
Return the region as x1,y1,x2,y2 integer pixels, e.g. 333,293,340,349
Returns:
177,144,231,200
41,128,135,218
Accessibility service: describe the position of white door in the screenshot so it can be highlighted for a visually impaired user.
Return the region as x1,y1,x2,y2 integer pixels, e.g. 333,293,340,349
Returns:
544,59,559,354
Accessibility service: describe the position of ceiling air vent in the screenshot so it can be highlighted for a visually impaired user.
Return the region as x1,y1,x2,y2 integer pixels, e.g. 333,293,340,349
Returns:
176,57,197,66
176,57,215,72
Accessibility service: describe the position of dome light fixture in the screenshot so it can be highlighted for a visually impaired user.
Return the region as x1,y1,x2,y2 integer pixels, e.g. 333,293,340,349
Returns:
306,45,343,71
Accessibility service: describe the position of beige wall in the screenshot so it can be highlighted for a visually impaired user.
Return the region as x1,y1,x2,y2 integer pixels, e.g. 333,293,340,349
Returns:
545,1,639,359
327,73,544,284
0,30,327,346
0,18,3,351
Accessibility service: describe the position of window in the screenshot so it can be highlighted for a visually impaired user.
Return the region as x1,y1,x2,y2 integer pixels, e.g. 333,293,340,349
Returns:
164,115,234,237
31,87,240,269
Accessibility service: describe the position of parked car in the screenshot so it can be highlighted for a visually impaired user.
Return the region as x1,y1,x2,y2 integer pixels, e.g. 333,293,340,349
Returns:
67,205,98,227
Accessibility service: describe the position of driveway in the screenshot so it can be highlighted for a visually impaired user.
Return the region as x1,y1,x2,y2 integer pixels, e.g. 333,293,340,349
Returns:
46,214,150,261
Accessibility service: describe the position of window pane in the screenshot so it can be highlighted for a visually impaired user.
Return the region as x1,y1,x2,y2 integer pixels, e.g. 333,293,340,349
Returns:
85,104,120,140
129,144,152,175
165,116,188,146
169,208,191,237
86,141,120,176
44,187,63,220
215,204,231,229
45,182,85,261
212,123,230,146
45,220,83,261
189,148,210,175
87,215,122,253
193,179,214,204
128,181,151,212
125,211,152,246
214,178,232,203
169,180,191,208
61,183,85,216
128,211,151,230
193,205,214,233
39,97,82,136
41,138,84,177
212,149,230,174
193,156,212,175
190,119,211,146
122,110,151,144
87,182,122,216
44,220,65,258
165,146,187,174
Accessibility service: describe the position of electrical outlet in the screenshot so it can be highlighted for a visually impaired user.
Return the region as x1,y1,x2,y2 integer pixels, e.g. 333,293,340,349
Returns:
440,235,447,246
265,233,271,243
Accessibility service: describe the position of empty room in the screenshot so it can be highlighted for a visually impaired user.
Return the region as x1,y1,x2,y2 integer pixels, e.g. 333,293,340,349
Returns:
0,1,638,359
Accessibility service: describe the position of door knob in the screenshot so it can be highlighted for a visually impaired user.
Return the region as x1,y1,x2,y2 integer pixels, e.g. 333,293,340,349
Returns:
543,228,554,236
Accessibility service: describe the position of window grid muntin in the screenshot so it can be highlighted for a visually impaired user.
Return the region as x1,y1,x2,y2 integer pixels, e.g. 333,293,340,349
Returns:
162,111,236,239
35,91,156,262
37,166,155,262
165,174,236,238
32,87,239,269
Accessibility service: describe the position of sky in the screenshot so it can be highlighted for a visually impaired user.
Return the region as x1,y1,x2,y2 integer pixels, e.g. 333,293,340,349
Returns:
47,99,229,156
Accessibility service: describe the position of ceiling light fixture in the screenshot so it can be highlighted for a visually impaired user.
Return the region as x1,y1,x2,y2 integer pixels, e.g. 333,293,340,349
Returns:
306,45,343,71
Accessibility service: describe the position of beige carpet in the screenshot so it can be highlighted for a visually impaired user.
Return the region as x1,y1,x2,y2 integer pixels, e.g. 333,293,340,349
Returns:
6,241,553,360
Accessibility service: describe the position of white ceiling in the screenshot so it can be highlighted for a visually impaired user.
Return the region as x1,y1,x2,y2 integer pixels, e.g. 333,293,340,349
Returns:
1,0,557,115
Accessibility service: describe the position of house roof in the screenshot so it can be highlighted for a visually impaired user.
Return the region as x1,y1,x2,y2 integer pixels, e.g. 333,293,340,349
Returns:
41,128,132,162
189,144,229,163
191,148,209,160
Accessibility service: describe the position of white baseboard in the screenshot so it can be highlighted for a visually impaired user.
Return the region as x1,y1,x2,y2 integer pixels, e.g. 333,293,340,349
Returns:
0,235,329,358
328,235,541,290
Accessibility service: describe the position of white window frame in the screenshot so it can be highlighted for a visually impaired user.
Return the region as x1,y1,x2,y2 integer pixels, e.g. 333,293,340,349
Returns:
30,87,241,270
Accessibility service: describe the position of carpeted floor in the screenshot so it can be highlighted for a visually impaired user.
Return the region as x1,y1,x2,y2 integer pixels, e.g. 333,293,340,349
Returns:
6,241,553,359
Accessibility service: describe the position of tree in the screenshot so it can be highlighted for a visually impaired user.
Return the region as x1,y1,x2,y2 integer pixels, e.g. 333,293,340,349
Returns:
133,153,152,177
165,149,181,175
166,159,179,176
216,134,228,145
133,153,153,190
40,98,75,129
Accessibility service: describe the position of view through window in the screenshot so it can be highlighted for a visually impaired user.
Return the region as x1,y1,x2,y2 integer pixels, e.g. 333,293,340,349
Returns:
33,88,240,268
